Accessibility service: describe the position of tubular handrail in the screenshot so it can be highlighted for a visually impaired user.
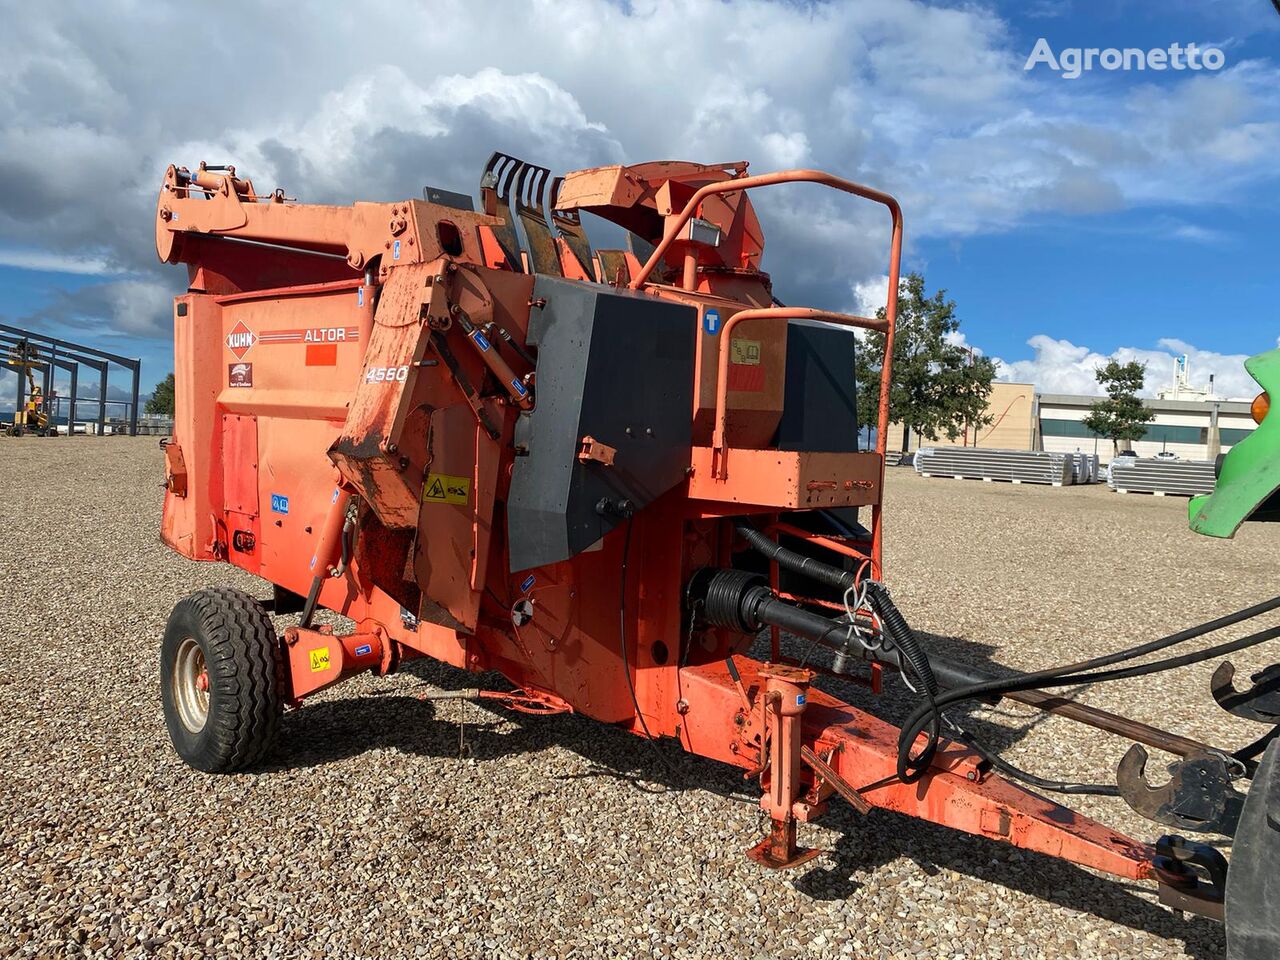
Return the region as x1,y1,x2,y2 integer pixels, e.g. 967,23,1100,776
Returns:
632,169,903,564
709,307,886,478
629,169,900,293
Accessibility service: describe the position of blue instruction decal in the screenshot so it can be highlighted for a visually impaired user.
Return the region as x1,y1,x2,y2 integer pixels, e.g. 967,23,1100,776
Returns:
519,574,536,594
473,332,491,351
393,239,401,260
796,693,807,706
354,643,373,657
271,493,290,515
704,310,721,335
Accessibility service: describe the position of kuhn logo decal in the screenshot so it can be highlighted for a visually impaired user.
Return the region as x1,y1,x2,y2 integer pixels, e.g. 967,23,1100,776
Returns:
226,321,257,359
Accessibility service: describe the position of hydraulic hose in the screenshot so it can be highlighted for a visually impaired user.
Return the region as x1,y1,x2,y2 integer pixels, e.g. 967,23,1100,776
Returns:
732,521,943,780
696,569,1121,794
863,581,937,696
701,547,1280,789
728,523,1280,787
897,619,1280,783
733,521,854,592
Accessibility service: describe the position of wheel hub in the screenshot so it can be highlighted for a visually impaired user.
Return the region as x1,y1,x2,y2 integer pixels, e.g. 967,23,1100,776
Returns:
173,637,210,733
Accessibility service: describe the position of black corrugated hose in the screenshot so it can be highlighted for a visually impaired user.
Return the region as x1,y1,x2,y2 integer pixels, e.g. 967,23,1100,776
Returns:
730,521,1280,790
732,520,944,781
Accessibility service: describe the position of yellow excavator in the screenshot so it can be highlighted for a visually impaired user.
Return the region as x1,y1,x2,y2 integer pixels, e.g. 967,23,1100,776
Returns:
6,340,58,437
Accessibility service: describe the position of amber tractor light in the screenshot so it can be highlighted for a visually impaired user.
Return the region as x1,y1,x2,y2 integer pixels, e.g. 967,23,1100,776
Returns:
1251,391,1270,425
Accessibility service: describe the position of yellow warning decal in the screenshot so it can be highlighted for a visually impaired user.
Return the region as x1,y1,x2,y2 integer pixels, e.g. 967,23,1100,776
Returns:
422,473,471,505
730,338,762,365
309,647,331,673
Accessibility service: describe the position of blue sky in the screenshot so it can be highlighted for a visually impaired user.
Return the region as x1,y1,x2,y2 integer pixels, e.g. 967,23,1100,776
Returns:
922,0,1279,384
0,0,1276,402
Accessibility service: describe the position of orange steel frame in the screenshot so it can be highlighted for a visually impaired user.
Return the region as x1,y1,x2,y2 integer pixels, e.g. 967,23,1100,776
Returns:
156,158,1157,886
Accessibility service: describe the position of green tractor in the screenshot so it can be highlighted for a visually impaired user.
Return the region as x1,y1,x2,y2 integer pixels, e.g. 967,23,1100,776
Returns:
1188,346,1280,960
1190,347,1280,536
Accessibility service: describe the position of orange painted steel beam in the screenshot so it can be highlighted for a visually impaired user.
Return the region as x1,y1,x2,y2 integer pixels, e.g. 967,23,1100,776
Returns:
678,658,1154,882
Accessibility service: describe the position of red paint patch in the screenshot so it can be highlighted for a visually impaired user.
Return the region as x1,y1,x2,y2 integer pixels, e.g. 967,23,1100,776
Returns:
728,362,765,392
305,343,338,366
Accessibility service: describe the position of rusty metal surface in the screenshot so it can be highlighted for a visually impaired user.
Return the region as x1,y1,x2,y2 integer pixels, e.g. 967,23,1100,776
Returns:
593,249,631,285
745,818,821,870
1211,660,1280,724
513,160,562,276
1117,745,1245,836
1008,687,1221,758
801,745,872,815
479,152,525,271
549,176,594,277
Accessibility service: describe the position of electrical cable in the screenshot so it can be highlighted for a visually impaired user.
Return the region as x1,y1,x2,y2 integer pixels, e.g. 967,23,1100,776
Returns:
722,534,1280,786
898,621,1280,780
618,516,681,782
953,727,1120,796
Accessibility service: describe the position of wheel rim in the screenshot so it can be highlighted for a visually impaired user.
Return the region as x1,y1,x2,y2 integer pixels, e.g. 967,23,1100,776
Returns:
173,637,210,733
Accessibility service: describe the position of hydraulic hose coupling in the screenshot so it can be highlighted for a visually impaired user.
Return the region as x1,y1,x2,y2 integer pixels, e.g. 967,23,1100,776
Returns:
862,580,938,696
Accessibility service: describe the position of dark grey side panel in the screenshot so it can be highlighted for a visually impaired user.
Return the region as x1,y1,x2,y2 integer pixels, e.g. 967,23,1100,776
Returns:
507,277,696,572
775,319,858,453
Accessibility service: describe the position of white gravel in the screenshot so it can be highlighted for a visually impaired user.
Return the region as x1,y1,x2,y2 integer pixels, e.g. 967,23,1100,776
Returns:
2,438,1274,958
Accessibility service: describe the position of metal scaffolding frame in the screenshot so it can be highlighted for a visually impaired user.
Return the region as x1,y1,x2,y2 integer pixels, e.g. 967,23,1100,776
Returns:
0,333,113,434
0,324,141,436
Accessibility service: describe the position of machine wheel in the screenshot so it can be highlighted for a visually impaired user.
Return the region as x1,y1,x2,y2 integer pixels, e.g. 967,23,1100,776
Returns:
1225,740,1280,959
160,587,283,772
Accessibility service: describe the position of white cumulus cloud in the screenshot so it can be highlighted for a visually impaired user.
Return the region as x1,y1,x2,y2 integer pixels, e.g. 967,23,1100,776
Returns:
0,0,1274,367
995,334,1255,399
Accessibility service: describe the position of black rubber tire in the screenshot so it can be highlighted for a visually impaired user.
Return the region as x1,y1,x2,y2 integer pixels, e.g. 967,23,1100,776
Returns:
160,587,283,772
1225,740,1280,960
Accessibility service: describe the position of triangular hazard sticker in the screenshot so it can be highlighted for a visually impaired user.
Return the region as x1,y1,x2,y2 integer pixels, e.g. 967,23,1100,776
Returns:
425,478,446,500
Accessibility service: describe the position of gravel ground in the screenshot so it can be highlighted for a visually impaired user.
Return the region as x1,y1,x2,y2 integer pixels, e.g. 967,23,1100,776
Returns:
2,437,1275,959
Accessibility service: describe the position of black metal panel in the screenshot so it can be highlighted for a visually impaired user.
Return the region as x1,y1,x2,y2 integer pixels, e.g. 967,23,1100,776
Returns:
507,277,696,572
775,319,858,453
422,185,475,212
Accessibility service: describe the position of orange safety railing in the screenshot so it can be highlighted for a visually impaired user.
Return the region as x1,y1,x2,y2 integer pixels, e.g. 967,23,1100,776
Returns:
629,169,903,565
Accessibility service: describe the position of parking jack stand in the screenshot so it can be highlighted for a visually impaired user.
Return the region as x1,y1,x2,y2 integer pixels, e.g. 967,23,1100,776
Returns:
747,664,822,869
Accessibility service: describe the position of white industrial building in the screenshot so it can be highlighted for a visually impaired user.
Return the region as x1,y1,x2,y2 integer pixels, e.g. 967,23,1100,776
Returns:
899,356,1259,461
1037,354,1256,460
1035,392,1255,461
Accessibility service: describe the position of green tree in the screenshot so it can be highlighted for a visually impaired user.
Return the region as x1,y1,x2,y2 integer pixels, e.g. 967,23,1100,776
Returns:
146,372,175,416
854,272,996,449
1082,360,1154,453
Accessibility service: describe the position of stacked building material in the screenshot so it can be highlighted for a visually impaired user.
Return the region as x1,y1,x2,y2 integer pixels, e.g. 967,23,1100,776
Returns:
915,447,1074,486
1107,458,1216,497
1070,453,1101,484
